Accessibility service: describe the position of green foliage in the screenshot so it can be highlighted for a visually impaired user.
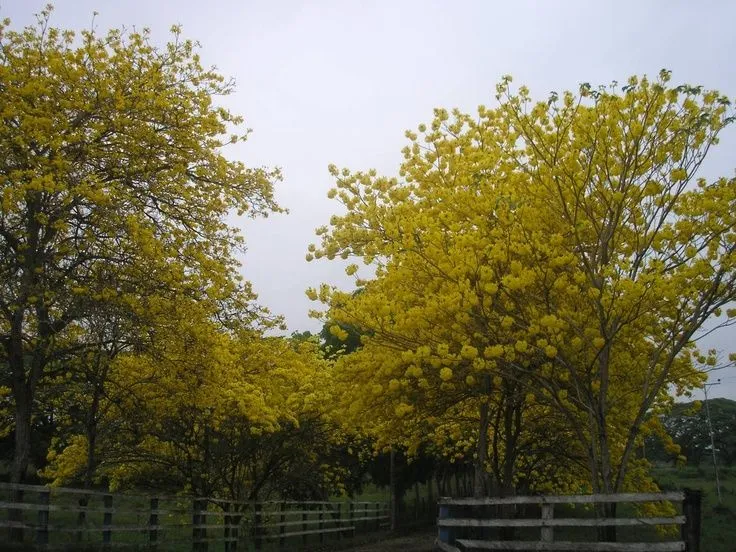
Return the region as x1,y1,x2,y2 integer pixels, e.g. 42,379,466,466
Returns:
650,399,736,466
320,320,364,359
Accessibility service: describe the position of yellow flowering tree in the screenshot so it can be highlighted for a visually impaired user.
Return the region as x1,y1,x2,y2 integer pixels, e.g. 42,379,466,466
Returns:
42,297,345,500
0,7,279,483
491,71,735,501
309,70,736,519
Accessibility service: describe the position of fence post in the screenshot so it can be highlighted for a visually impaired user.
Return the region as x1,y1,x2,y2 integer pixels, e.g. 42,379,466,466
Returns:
336,503,342,540
317,504,325,544
231,505,240,552
192,498,204,552
76,492,89,544
375,502,380,530
102,494,113,549
254,502,262,551
202,501,209,552
223,502,231,552
302,507,308,547
279,502,285,549
438,501,453,545
9,487,24,543
682,489,702,552
36,489,50,547
149,497,159,550
541,503,554,543
192,499,198,552
349,502,354,538
319,503,324,544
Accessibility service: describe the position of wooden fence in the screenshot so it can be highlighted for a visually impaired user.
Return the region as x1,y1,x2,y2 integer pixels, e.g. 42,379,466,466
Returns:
435,491,701,552
0,482,390,551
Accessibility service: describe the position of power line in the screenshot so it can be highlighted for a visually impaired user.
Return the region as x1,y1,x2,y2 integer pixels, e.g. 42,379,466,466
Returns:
703,380,722,504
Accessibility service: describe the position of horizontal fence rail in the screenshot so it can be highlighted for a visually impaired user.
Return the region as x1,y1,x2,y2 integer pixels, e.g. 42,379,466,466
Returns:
0,482,390,551
435,491,701,552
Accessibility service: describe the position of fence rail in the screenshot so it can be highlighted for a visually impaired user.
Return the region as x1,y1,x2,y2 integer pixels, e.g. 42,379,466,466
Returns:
0,482,389,551
436,491,701,552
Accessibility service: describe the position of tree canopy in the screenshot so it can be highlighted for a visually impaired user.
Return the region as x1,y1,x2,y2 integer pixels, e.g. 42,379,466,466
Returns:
0,6,281,484
309,71,736,507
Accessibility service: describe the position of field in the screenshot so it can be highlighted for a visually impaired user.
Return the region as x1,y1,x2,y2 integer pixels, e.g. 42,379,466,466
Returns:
652,464,736,552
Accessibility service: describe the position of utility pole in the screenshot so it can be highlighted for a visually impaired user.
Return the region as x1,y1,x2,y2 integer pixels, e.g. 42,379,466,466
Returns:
703,379,722,504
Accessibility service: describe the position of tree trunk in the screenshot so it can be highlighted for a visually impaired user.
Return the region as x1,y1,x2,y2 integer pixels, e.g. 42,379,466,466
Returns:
390,449,397,530
427,474,434,507
474,376,491,498
499,482,516,541
7,307,32,485
8,389,31,543
499,445,516,541
596,502,617,541
437,473,444,496
11,388,32,484
85,424,97,489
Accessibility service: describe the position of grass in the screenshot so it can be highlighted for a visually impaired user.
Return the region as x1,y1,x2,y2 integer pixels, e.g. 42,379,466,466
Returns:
652,464,736,552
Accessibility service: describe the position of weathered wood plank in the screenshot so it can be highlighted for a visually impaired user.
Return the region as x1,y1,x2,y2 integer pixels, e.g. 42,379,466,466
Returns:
439,492,683,506
257,509,329,516
0,520,36,530
349,515,390,523
262,517,353,528
0,500,115,514
256,500,337,505
455,539,685,551
262,525,356,539
0,522,245,532
439,516,686,528
435,539,461,552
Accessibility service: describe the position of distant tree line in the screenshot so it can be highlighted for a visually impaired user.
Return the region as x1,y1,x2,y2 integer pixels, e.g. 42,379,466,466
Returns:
647,398,736,467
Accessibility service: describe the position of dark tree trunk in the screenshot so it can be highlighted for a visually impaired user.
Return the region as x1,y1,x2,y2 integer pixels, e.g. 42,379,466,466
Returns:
85,424,97,489
83,363,107,488
474,376,491,498
8,386,32,543
11,385,32,484
7,307,32,485
597,502,617,542
390,449,397,530
437,474,445,496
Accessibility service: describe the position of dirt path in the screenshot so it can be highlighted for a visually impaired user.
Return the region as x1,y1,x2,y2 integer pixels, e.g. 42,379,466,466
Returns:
343,530,436,552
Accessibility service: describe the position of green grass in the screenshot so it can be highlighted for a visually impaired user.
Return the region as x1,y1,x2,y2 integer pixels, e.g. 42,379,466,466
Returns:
652,464,736,552
338,482,390,503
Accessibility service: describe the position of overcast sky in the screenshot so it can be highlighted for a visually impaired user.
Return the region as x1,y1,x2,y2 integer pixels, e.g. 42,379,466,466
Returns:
4,0,736,398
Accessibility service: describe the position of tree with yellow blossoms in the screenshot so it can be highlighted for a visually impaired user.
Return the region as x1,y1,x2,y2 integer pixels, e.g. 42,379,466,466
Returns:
0,7,279,483
42,296,344,501
309,71,736,527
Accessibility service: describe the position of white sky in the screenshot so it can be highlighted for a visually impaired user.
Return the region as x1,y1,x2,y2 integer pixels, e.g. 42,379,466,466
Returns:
3,0,736,397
